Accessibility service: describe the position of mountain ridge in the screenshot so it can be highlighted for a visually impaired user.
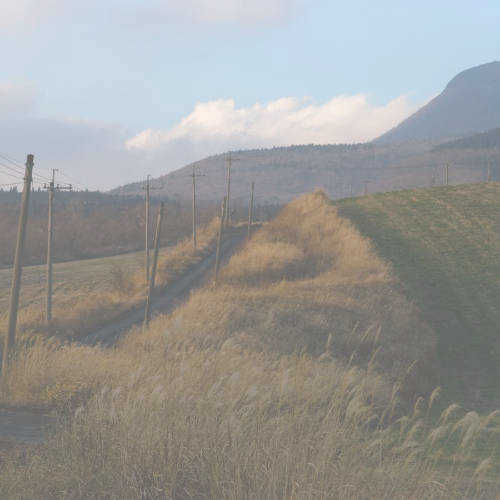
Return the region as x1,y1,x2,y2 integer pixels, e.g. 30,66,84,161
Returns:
116,62,500,202
375,61,500,143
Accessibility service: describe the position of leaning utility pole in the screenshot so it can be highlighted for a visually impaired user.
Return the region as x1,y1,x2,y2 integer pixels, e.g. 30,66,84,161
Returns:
192,165,197,249
2,154,34,373
225,153,232,226
144,175,151,291
144,202,164,328
44,170,71,325
214,197,226,286
189,165,205,250
247,181,254,241
143,176,162,290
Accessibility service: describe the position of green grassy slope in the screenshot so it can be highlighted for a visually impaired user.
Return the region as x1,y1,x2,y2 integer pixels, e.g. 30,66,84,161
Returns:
337,182,500,410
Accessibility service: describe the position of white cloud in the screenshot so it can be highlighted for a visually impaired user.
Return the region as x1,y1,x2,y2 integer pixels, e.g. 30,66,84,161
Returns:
0,0,66,31
0,86,418,190
126,94,417,155
152,0,297,25
0,0,301,31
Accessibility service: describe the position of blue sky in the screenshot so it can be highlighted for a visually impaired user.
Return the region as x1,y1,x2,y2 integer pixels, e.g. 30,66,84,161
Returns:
0,0,499,189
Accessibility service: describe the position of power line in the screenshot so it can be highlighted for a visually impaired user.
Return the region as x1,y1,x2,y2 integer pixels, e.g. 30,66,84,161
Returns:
0,182,23,188
0,166,23,181
57,170,96,191
0,153,25,168
0,152,67,184
0,160,25,177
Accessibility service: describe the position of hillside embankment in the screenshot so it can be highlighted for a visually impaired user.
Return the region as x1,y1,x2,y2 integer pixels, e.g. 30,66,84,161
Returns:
338,182,500,410
0,190,497,498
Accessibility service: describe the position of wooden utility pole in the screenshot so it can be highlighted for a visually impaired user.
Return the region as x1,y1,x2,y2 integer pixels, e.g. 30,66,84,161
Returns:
46,170,56,325
214,197,226,286
2,154,34,373
487,161,492,182
445,163,449,186
247,181,254,241
144,175,151,291
192,165,197,249
44,170,71,325
225,154,232,226
144,202,164,328
189,165,205,250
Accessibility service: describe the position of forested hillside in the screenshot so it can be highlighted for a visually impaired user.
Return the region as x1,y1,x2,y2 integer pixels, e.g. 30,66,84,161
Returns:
117,142,498,203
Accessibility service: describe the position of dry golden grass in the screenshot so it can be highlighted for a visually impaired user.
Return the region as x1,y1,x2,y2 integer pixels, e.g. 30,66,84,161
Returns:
0,191,497,498
165,190,438,399
0,217,220,343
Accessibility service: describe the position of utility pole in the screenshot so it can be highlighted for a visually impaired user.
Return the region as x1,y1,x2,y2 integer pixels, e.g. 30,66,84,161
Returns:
43,170,71,326
2,154,34,373
143,176,163,291
445,163,449,186
363,180,368,196
189,165,205,250
214,197,226,286
487,161,492,182
192,166,197,249
144,202,164,328
144,175,151,292
225,153,232,226
247,182,254,241
46,169,56,325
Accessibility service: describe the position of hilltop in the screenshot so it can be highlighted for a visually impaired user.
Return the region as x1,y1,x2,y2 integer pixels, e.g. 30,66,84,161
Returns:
377,61,500,143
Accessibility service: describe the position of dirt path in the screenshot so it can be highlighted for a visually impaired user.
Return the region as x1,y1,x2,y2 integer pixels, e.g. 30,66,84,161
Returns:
82,231,244,347
0,229,246,445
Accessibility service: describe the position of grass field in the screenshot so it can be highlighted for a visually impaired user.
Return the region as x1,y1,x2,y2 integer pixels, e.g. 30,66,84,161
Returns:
0,249,145,315
0,190,497,498
337,182,500,410
0,218,220,342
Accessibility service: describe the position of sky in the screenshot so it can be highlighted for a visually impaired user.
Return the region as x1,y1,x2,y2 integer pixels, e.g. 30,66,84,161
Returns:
0,0,499,190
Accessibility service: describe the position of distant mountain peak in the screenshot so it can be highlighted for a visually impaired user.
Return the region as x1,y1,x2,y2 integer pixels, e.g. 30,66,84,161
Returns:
445,61,500,90
375,61,500,143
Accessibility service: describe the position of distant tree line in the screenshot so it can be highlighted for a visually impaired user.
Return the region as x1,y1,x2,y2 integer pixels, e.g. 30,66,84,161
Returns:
0,194,215,268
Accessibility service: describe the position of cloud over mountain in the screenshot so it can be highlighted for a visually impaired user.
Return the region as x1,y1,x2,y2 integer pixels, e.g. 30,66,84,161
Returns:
0,82,417,190
126,94,416,155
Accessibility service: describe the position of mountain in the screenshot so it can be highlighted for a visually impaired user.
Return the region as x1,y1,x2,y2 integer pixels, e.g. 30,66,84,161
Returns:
116,141,496,204
116,63,500,203
376,61,500,143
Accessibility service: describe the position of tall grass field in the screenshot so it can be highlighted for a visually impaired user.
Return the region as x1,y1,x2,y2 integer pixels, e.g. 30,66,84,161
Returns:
0,188,498,498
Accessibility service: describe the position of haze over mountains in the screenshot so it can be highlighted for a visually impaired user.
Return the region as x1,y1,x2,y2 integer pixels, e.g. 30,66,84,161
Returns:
118,62,500,203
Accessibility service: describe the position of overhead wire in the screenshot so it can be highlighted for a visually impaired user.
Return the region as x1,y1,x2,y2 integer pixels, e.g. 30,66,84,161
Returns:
0,152,60,184
0,182,23,188
0,165,23,181
0,153,25,169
